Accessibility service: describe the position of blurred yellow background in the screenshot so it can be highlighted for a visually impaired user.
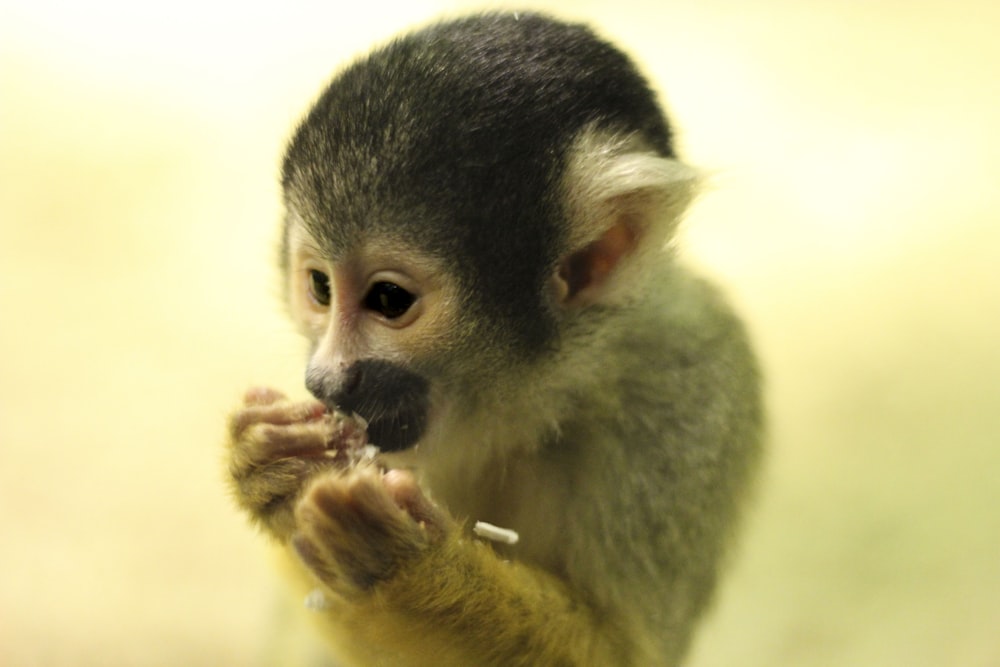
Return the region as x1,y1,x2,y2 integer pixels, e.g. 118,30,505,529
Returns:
2,0,998,665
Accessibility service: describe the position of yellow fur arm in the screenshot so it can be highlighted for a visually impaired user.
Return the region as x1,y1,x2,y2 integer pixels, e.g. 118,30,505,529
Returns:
289,469,632,666
306,533,630,667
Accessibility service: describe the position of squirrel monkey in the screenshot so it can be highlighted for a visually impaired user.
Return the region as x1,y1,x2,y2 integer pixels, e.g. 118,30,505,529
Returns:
226,12,762,667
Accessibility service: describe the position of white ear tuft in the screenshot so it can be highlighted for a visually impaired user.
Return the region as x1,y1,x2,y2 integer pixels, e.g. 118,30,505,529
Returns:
557,126,700,305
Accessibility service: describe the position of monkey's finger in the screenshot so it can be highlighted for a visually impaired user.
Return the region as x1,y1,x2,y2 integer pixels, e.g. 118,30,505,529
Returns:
308,470,409,530
333,472,430,556
382,469,451,539
229,399,326,439
230,455,341,541
291,532,344,588
231,421,334,470
297,471,429,589
294,481,386,592
243,386,287,406
234,457,312,509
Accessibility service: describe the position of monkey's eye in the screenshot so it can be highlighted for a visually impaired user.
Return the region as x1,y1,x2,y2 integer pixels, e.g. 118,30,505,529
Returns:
364,282,415,319
308,269,332,307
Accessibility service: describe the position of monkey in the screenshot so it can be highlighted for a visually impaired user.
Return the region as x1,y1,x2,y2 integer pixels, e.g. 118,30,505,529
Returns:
226,11,762,667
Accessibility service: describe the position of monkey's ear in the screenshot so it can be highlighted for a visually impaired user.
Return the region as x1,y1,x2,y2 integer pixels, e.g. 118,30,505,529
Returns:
555,130,699,306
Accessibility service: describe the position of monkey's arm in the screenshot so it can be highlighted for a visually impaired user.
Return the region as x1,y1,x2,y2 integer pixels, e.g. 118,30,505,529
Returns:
291,469,633,667
227,391,631,665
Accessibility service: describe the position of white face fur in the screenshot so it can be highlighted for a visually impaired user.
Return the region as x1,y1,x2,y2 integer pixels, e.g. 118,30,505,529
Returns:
286,221,459,378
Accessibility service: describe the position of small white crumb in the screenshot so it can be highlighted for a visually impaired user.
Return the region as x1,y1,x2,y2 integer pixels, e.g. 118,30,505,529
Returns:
473,521,520,545
304,587,331,611
345,443,379,466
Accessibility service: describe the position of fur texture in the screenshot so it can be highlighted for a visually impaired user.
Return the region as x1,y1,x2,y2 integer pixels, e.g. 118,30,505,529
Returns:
227,12,762,666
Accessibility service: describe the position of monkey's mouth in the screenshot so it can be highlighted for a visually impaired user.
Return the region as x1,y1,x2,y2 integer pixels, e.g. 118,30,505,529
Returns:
310,358,431,453
352,409,426,453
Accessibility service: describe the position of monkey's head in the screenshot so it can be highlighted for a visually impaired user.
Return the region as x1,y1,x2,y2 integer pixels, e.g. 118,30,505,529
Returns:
279,13,697,456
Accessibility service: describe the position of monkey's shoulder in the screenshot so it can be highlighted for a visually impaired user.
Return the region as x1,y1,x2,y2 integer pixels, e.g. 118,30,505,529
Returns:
618,265,758,374
597,265,763,465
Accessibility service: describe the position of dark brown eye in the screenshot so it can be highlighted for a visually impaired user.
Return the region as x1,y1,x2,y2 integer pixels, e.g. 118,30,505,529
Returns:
364,282,415,319
308,269,331,307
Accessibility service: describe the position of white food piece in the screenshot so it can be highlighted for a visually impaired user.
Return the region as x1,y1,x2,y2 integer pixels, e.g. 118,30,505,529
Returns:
473,521,520,545
304,587,332,611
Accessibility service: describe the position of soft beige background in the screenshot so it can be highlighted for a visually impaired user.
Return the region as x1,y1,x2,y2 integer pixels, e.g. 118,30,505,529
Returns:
2,0,998,665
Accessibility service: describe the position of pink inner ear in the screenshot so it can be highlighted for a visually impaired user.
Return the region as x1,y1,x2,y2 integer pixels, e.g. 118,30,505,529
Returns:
559,219,638,302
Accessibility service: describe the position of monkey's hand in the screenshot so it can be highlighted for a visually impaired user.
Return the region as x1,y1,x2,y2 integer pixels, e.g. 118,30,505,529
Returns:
292,468,450,599
288,469,626,666
226,387,369,541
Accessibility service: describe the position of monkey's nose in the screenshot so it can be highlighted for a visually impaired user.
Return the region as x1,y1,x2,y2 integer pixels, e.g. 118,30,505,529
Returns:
304,361,347,408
